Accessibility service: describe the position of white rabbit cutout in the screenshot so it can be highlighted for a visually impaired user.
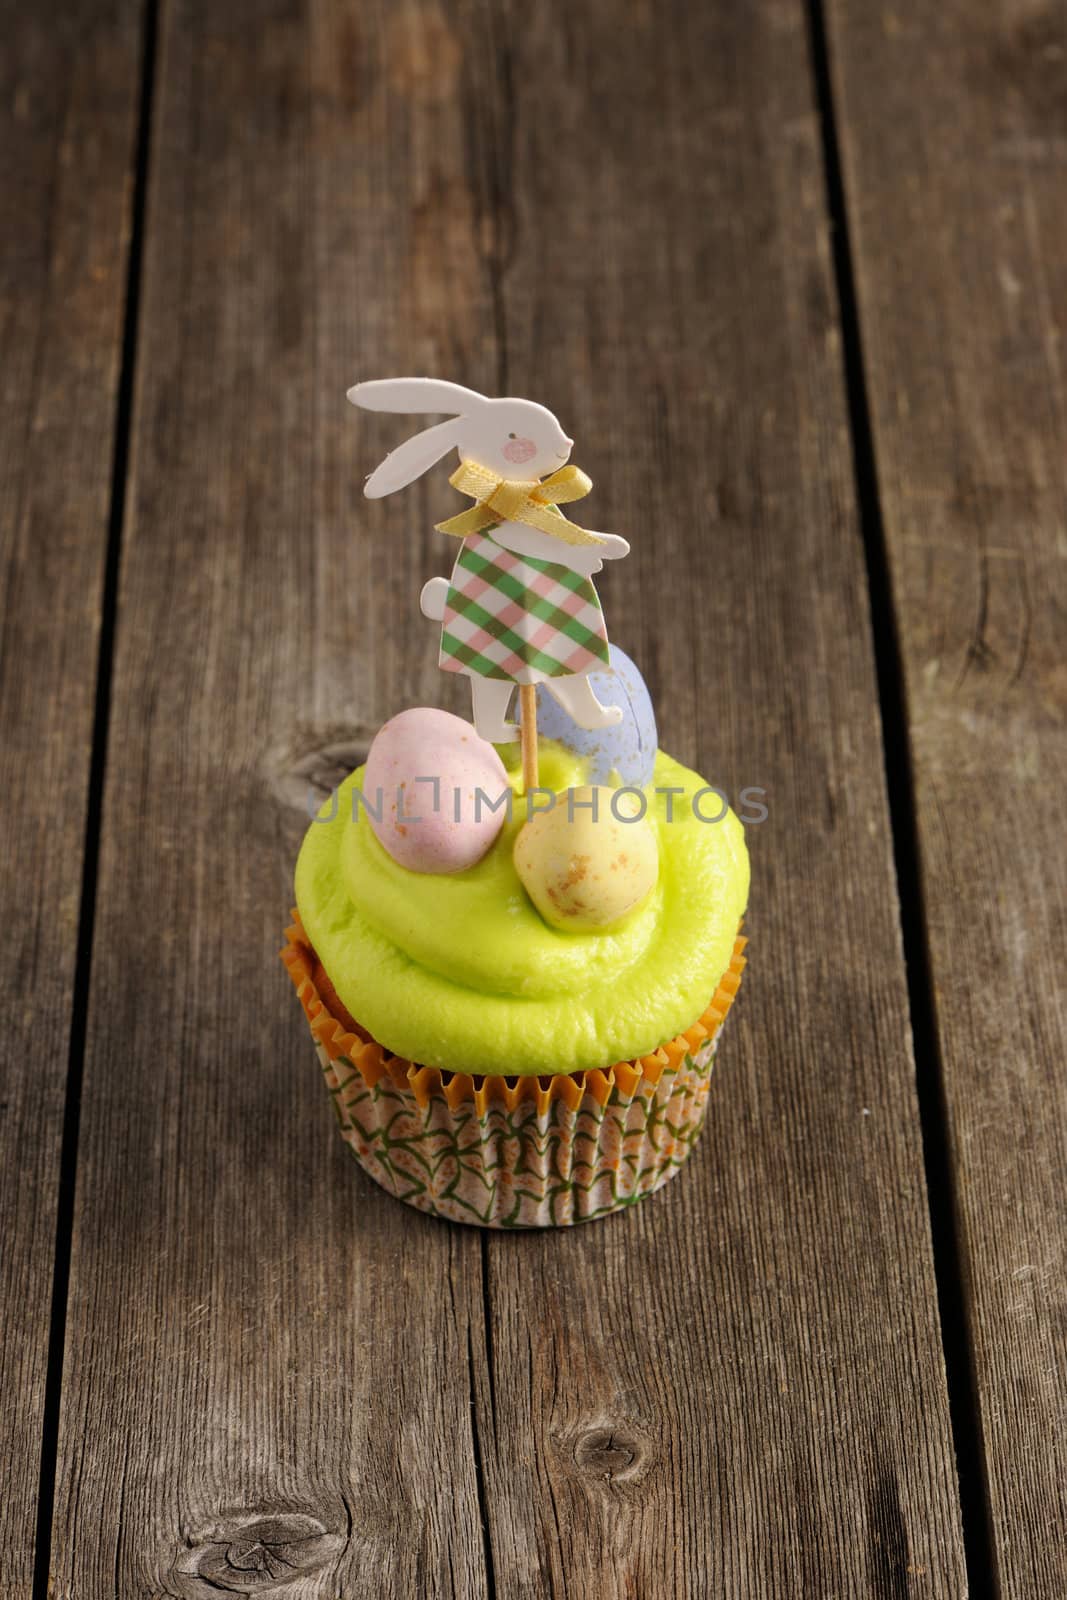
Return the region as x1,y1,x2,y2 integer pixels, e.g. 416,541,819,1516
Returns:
348,378,630,742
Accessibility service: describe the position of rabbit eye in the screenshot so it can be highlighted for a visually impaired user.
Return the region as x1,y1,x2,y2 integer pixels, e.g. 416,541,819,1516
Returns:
508,432,517,439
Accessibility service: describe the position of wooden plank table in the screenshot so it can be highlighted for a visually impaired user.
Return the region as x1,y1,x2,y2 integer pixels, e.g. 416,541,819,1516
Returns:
1,1,1062,1596
0,3,143,1592
828,2,1067,1591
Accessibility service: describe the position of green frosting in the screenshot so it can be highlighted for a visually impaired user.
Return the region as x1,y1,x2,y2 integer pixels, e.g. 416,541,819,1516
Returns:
294,742,750,1076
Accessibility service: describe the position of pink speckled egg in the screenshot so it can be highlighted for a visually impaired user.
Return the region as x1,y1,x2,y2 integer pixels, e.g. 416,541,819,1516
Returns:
362,708,510,874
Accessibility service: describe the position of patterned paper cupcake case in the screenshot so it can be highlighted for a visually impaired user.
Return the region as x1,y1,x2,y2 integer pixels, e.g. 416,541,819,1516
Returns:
282,914,747,1229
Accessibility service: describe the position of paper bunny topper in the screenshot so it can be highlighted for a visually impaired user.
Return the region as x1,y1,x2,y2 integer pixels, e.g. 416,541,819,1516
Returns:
347,377,629,744
349,376,574,492
348,377,624,550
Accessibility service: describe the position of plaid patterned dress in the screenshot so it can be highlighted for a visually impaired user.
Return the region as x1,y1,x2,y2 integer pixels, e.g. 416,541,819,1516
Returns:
439,529,611,684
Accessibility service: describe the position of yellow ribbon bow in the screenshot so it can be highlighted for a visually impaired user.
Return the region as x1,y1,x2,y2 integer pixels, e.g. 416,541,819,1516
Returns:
434,460,605,547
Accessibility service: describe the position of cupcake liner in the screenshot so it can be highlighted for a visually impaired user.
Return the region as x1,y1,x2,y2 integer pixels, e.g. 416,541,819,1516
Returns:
281,913,747,1228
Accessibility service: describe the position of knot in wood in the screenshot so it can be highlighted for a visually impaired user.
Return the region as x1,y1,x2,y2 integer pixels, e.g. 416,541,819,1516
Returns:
571,1425,649,1485
264,730,374,816
173,1512,345,1596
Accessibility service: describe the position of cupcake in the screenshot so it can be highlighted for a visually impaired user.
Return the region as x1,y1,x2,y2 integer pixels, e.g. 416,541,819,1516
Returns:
281,378,750,1227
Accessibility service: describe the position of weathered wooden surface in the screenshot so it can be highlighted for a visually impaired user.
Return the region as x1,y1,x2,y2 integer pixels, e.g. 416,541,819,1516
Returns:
41,0,976,1591
45,3,493,1596
829,1,1067,1593
23,0,1067,1592
0,3,140,1592
467,0,969,1593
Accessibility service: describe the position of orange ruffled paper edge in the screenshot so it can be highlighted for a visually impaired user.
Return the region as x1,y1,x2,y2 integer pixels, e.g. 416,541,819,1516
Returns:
281,911,747,1120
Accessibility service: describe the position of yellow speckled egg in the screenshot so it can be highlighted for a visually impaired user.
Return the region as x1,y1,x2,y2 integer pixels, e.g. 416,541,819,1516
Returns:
513,786,659,932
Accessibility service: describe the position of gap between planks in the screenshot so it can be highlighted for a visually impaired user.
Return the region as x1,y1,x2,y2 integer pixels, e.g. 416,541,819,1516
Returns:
804,1,998,1594
30,4,162,1598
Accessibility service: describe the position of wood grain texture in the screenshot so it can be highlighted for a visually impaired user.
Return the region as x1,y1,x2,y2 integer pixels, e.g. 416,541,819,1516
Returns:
829,1,1067,1592
0,3,141,1590
42,0,980,1595
467,0,971,1593
46,3,497,1596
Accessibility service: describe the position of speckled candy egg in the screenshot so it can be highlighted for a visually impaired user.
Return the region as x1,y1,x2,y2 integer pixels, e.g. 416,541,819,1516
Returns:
514,786,659,932
362,708,509,874
532,645,657,788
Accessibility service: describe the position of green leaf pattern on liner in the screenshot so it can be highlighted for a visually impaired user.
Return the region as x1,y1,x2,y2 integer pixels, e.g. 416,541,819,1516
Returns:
311,1035,723,1228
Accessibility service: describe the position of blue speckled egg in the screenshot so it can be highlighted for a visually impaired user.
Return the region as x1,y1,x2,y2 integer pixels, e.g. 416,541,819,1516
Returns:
530,645,657,788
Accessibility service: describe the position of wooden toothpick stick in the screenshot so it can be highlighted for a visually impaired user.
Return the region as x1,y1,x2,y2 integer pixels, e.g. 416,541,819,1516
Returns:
519,684,539,792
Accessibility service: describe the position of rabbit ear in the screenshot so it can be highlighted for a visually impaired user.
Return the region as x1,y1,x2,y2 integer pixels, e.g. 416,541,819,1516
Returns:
348,377,488,416
363,416,463,498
